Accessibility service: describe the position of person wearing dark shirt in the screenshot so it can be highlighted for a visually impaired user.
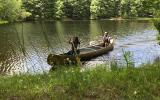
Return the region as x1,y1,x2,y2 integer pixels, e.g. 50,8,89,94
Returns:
102,32,111,47
68,37,80,55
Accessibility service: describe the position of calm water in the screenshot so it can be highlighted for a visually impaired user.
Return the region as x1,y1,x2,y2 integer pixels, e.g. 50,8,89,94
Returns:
0,20,159,74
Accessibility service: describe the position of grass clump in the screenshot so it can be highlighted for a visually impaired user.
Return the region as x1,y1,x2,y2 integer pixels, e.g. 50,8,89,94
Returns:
0,62,160,99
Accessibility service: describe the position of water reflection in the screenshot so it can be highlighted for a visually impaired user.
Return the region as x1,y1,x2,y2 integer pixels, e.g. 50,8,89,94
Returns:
0,20,159,74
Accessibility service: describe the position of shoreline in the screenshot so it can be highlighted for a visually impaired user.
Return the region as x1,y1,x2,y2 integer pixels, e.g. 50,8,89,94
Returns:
0,17,155,24
0,61,159,99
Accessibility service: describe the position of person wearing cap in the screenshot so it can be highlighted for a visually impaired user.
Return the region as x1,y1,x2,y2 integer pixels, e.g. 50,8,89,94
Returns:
102,32,111,47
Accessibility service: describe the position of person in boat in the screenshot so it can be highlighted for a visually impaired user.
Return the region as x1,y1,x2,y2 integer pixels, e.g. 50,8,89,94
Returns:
102,32,111,47
67,36,80,55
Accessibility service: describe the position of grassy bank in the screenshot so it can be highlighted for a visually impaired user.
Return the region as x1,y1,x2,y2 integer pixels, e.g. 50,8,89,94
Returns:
0,61,160,99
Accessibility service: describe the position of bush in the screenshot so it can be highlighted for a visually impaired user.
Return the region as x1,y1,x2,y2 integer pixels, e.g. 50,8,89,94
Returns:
153,18,160,33
0,0,22,22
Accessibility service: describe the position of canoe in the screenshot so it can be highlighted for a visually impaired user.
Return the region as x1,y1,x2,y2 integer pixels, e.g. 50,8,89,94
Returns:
47,39,114,66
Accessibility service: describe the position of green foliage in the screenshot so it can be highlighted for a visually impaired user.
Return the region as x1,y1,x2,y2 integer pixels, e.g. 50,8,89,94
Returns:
121,0,138,18
153,9,160,35
43,0,56,19
54,0,64,19
90,0,115,19
154,10,160,18
0,0,22,22
153,18,160,34
0,0,160,21
136,0,159,17
63,0,91,19
23,0,44,20
71,0,91,19
22,0,56,20
63,1,72,18
153,18,160,43
20,11,32,19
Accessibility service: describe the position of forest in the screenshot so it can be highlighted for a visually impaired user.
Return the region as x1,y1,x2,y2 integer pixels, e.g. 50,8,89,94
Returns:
0,0,159,22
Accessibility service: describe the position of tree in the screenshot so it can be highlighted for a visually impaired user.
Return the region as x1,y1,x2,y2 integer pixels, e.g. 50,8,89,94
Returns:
23,0,45,20
0,0,22,21
136,0,159,17
43,0,55,19
63,0,91,19
54,0,64,19
113,0,122,17
90,0,115,19
1,0,160,21
71,0,91,19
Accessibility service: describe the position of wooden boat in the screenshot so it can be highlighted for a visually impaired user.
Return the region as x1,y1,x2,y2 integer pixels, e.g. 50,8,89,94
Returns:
47,39,114,66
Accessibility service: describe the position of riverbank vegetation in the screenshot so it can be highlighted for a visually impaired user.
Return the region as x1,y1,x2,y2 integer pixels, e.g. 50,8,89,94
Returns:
152,10,160,41
154,18,160,40
0,0,159,22
0,60,160,99
153,18,160,33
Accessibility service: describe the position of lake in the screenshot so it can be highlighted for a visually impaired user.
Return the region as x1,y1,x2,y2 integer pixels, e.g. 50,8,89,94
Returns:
0,20,160,74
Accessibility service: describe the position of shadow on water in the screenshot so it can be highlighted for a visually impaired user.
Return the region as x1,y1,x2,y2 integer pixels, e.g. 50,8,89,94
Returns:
0,20,160,74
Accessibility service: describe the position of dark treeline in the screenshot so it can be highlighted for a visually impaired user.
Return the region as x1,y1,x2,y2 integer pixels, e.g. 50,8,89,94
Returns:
0,0,159,22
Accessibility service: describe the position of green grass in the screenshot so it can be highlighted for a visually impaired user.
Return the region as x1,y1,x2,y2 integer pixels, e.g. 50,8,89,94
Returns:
0,62,160,99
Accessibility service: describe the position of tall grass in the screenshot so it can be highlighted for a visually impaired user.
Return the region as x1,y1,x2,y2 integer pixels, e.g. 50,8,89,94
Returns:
0,61,160,99
122,50,134,68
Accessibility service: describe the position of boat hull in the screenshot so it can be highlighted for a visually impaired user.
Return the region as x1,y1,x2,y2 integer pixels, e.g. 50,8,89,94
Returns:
47,39,114,66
